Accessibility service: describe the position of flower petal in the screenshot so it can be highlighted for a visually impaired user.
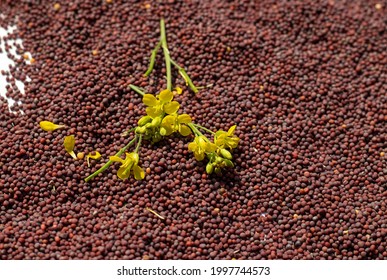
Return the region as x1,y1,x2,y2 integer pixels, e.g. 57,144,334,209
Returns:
109,156,124,163
162,115,176,126
117,166,130,180
227,125,237,135
174,87,183,95
143,94,158,106
194,151,205,161
63,135,77,159
63,135,75,153
160,124,174,136
164,101,180,114
159,89,173,103
215,130,226,138
40,120,66,131
146,107,162,118
133,165,145,180
129,152,139,164
206,142,218,152
179,125,192,136
178,114,192,124
88,151,101,160
188,142,197,151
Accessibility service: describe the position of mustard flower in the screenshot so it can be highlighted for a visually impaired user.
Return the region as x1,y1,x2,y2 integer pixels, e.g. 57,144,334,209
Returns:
109,152,145,180
188,135,217,161
214,125,239,149
142,89,180,118
160,113,192,136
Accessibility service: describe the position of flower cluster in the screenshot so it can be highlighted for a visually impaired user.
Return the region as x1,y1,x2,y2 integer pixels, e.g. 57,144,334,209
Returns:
135,89,192,143
84,19,239,182
188,125,239,175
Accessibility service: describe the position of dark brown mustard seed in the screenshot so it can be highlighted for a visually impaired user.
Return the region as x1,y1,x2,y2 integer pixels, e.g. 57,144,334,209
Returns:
0,0,386,260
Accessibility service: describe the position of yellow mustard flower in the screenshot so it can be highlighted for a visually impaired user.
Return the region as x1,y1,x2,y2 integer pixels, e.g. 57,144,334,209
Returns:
160,113,192,136
188,135,217,161
214,125,239,149
109,152,145,180
142,89,180,118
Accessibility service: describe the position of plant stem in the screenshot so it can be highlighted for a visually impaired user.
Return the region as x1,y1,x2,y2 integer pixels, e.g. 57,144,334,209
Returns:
121,127,136,137
192,123,215,135
170,58,198,93
84,136,137,182
129,84,146,96
188,123,203,137
160,19,172,91
144,41,162,77
134,134,142,153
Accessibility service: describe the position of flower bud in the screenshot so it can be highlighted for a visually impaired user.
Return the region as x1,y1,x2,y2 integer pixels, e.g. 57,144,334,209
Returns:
150,116,162,127
135,126,146,134
220,148,232,160
206,163,214,174
137,116,152,126
224,159,234,168
215,155,223,164
159,127,167,136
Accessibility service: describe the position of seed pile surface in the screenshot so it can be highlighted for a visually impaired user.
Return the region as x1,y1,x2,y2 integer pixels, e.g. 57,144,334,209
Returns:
0,0,386,259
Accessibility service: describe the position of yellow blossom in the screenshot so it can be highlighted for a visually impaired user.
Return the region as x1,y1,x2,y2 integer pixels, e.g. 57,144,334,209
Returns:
109,152,145,180
160,113,192,136
142,89,180,118
214,125,239,149
188,135,216,161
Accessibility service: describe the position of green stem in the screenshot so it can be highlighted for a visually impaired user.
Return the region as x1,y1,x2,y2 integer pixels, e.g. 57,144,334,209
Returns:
188,123,203,137
84,136,137,182
160,19,172,91
170,58,198,93
144,41,162,77
192,123,215,135
121,127,136,137
129,84,146,96
134,134,142,153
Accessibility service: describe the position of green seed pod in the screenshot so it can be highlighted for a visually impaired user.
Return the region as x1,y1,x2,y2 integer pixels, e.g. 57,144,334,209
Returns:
220,148,232,160
214,167,222,175
206,163,214,174
137,116,152,126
